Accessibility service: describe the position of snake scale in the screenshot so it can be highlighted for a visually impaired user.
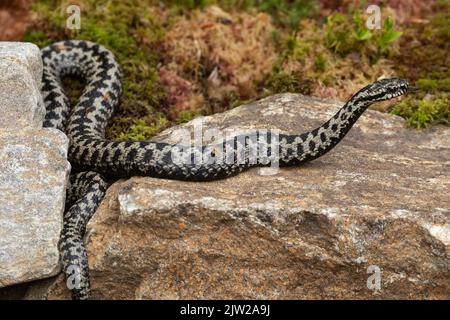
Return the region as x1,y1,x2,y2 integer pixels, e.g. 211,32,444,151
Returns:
41,40,409,299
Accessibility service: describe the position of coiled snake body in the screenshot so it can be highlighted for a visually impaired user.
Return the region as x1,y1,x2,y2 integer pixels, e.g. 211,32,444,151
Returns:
41,40,409,299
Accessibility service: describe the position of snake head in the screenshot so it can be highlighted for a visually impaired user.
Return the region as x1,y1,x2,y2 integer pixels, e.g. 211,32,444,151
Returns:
359,78,409,102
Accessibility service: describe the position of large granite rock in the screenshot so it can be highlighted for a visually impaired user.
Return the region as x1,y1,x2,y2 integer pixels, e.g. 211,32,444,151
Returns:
0,42,70,289
0,129,70,287
22,94,450,299
0,42,45,128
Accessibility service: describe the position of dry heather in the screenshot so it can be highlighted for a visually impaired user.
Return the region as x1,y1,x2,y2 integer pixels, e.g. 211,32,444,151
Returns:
162,6,277,116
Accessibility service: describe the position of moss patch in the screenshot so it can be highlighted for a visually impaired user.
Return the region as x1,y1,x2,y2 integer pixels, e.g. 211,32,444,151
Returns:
24,0,167,140
24,0,449,135
264,8,401,105
392,94,449,128
389,0,450,127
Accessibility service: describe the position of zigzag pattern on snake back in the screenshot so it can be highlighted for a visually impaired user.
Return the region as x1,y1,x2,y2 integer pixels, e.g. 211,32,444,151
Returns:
41,40,409,299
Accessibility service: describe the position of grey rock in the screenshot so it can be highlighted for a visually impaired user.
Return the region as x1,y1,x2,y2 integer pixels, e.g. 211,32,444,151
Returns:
0,128,70,288
0,42,45,128
0,42,71,289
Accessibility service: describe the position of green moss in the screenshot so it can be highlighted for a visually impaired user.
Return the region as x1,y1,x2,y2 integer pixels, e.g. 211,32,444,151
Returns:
176,110,200,125
435,0,450,40
25,0,449,133
263,71,312,95
23,31,53,47
389,1,449,128
391,94,450,128
417,79,450,92
165,0,210,10
24,0,167,140
393,0,449,81
325,11,402,58
165,0,258,11
258,0,317,30
165,0,316,29
314,54,326,73
116,117,168,141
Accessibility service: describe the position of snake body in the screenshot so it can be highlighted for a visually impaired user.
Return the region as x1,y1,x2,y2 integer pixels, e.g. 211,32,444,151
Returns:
41,40,408,299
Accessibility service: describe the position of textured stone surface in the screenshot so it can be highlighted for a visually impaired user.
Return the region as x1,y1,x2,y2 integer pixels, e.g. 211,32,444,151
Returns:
0,41,71,291
0,128,70,288
0,42,45,128
21,94,450,299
